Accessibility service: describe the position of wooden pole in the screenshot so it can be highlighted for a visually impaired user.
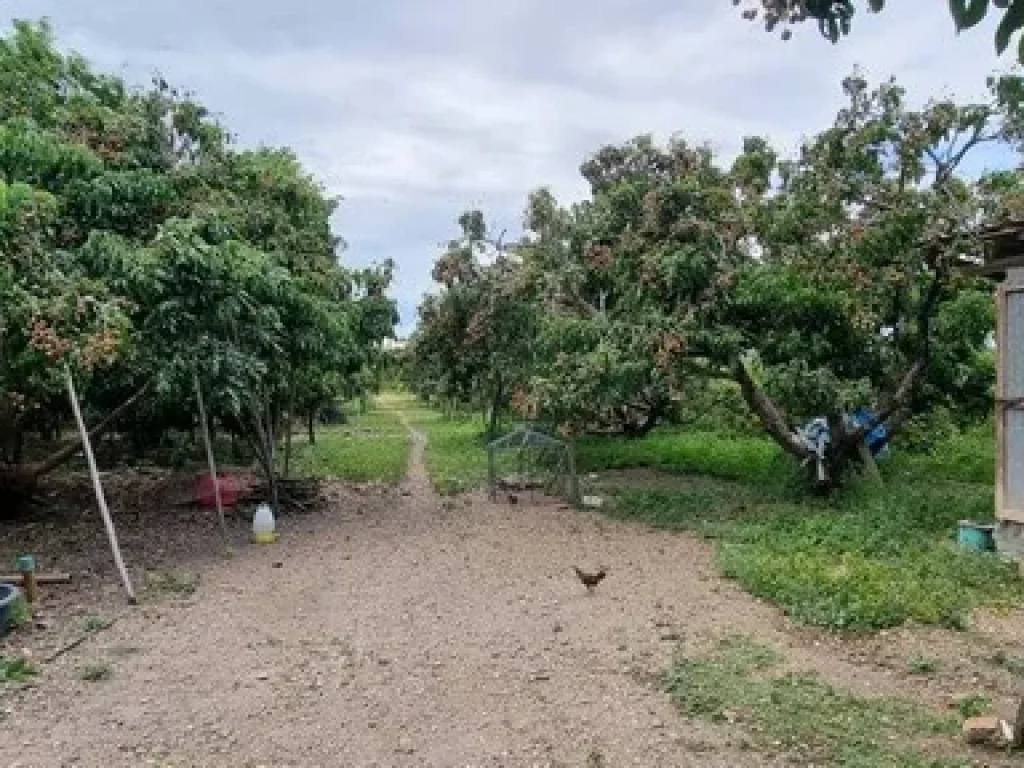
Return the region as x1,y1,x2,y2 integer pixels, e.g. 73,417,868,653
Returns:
265,399,280,515
194,371,228,544
17,557,38,604
567,441,580,505
64,364,136,604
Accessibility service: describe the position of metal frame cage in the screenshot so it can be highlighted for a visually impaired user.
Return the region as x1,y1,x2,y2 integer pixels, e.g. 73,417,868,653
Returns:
486,426,579,503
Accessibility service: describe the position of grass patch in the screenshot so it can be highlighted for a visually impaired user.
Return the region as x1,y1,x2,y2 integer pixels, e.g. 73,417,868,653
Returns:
578,427,786,487
666,636,961,767
606,422,1023,632
288,427,409,483
614,482,1022,631
78,663,114,682
954,694,991,718
888,421,994,486
82,615,109,633
0,656,37,684
287,395,411,483
907,652,941,676
143,569,199,598
991,649,1024,676
7,595,31,631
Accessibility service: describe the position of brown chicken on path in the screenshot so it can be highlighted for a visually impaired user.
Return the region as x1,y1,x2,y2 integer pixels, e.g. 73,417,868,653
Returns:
573,566,607,593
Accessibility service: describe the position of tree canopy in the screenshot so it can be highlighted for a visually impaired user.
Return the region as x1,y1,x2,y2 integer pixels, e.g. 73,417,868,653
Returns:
0,20,397,510
408,69,1024,486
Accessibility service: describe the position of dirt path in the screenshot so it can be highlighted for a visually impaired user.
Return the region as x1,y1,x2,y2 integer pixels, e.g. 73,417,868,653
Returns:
0,415,1019,766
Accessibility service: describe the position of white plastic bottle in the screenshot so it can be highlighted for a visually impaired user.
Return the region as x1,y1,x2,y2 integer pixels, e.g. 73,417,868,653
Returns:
252,503,277,544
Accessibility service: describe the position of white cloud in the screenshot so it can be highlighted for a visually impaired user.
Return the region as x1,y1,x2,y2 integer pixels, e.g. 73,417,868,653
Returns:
3,0,1022,333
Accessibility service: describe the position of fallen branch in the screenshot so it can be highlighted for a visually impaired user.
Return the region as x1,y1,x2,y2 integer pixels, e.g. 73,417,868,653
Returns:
44,615,121,663
32,379,152,478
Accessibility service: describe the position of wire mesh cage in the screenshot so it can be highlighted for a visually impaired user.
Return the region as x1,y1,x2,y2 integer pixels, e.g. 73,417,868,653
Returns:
486,426,578,503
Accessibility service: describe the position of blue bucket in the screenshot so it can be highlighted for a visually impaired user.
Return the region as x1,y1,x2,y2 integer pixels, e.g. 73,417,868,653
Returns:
0,582,22,635
958,521,996,553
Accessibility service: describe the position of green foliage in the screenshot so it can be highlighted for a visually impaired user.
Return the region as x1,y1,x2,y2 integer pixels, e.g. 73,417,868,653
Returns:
406,212,537,437
7,595,31,630
82,615,109,633
672,378,762,436
0,20,397,505
737,0,1024,64
954,693,992,718
411,70,1016,488
0,655,37,684
665,635,961,767
888,420,994,485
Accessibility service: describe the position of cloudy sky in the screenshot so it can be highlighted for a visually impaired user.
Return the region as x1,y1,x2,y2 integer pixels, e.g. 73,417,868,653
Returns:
2,2,1019,333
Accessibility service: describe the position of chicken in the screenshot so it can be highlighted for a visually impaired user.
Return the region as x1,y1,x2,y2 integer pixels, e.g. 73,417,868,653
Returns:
573,566,607,592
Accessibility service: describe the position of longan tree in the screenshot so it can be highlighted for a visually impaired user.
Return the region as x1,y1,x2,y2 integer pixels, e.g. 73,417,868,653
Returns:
735,0,1024,62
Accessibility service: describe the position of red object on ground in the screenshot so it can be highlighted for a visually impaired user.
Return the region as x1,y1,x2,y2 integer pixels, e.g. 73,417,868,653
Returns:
196,473,240,508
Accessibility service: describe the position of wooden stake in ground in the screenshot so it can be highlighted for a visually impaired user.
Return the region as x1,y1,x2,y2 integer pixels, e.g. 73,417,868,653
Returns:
64,364,136,604
17,556,38,604
194,371,228,544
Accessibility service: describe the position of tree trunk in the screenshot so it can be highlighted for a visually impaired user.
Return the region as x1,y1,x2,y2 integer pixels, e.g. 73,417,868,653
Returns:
486,375,503,438
733,359,810,461
245,399,279,515
11,427,23,465
734,356,925,488
307,410,316,445
0,464,42,515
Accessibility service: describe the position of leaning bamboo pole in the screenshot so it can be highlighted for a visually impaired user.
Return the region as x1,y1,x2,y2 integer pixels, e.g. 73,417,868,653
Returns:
64,364,136,603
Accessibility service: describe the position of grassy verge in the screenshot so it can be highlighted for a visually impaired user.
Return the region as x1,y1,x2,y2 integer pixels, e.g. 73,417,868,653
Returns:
577,427,787,487
666,636,963,767
596,423,1023,631
287,398,411,484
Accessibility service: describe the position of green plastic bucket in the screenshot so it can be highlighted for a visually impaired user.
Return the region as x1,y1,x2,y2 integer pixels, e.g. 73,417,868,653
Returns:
958,520,996,553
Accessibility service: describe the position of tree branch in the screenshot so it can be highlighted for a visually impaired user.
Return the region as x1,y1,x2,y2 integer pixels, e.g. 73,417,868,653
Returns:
733,358,810,460
27,379,153,478
849,360,923,442
931,122,994,187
